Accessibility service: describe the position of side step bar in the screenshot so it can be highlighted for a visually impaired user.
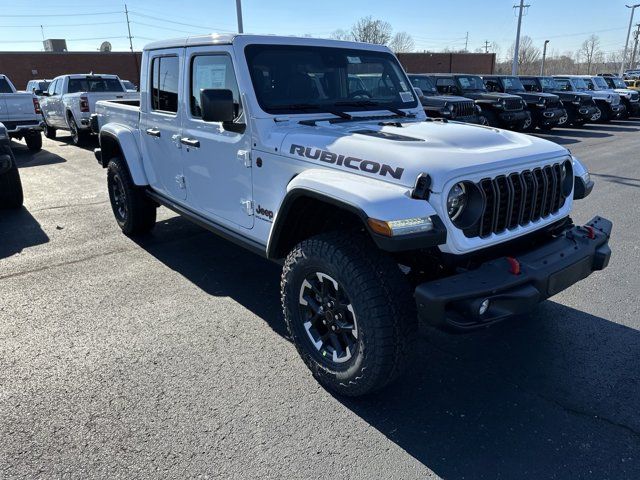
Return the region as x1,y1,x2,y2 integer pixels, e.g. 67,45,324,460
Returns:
146,190,268,259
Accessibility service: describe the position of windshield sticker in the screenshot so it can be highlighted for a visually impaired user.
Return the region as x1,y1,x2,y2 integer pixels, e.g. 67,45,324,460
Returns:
347,56,362,64
399,91,414,103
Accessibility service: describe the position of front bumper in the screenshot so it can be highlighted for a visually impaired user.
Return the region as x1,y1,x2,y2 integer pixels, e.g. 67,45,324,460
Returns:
532,106,567,126
498,109,530,125
415,216,612,330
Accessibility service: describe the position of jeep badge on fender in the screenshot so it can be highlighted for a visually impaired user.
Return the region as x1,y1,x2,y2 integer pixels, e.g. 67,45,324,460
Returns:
93,33,612,397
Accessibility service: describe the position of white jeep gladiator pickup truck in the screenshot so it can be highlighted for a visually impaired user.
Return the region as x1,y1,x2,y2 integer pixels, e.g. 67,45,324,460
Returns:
0,74,43,151
94,34,612,396
39,74,137,145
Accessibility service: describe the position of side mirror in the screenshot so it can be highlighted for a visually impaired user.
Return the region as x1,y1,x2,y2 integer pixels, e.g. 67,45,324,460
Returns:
39,91,49,97
413,87,425,100
34,89,44,96
200,89,235,123
200,88,245,133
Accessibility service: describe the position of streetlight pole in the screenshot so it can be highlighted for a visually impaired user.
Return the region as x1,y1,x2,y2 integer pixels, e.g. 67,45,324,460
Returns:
512,0,530,75
620,3,640,76
540,40,550,76
236,0,244,34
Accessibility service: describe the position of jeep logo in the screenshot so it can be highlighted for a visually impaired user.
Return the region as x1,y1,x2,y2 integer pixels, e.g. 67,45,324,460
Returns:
289,145,404,180
256,205,274,220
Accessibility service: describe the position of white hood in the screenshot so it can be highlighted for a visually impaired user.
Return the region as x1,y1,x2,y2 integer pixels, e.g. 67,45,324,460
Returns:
278,118,568,192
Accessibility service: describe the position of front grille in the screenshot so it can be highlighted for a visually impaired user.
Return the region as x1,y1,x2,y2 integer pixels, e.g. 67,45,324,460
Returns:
503,97,523,111
546,98,561,108
454,101,476,117
466,162,567,239
611,96,620,106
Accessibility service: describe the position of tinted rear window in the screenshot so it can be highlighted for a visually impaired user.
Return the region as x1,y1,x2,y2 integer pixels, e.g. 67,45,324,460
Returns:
68,77,124,93
0,78,13,93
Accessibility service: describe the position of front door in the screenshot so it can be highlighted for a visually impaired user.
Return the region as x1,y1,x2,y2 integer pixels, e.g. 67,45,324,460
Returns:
140,49,186,201
180,46,253,229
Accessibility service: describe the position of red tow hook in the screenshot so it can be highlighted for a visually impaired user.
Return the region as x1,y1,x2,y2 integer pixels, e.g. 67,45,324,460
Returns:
585,225,596,239
506,256,521,275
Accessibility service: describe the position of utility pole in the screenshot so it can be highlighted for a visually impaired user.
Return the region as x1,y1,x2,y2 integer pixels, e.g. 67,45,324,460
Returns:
620,4,640,76
465,32,469,52
236,0,244,33
124,4,139,81
631,24,640,70
512,0,530,75
484,40,491,54
540,40,550,76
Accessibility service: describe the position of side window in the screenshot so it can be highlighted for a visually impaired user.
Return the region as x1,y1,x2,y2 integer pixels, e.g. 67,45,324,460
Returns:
48,79,58,96
484,79,500,92
151,56,180,113
435,78,455,94
54,78,64,95
190,54,241,118
521,79,537,92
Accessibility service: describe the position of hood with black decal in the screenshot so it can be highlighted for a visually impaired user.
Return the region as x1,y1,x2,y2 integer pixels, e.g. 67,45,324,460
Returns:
277,117,568,193
507,91,560,105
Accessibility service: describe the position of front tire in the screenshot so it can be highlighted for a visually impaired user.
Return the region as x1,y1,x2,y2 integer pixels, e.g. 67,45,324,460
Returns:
43,122,56,140
107,157,156,236
0,159,24,208
281,232,416,397
25,131,42,152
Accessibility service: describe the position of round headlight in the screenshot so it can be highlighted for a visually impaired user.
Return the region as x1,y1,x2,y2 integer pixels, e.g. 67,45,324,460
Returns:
561,159,573,196
447,182,467,221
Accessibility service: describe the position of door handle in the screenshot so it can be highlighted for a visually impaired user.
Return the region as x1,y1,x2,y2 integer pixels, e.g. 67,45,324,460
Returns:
180,137,200,148
146,128,161,137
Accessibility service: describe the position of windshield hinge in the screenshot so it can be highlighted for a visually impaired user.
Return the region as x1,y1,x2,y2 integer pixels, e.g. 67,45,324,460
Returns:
237,149,251,168
241,199,254,216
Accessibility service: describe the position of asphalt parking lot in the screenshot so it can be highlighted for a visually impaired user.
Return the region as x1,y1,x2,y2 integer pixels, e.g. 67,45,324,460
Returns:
1,122,639,479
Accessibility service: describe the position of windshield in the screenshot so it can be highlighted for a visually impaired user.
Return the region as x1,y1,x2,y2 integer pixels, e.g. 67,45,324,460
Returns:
409,75,437,94
122,80,136,89
541,77,559,90
502,76,525,92
592,77,609,90
68,77,124,93
245,44,417,114
570,78,588,91
455,75,486,92
609,77,627,89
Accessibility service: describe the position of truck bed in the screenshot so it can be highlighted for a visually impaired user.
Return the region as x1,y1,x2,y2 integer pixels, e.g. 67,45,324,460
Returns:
95,98,141,132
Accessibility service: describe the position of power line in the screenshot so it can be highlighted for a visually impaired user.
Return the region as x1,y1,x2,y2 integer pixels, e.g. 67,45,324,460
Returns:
0,36,126,44
131,21,201,35
0,21,122,28
129,11,235,32
1,11,121,17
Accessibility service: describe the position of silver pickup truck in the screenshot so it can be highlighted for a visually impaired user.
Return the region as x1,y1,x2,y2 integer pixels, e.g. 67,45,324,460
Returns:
0,74,43,152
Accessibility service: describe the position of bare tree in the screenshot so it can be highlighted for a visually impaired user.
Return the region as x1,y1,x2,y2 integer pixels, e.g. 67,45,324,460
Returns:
350,16,392,45
389,32,415,53
330,29,352,41
507,36,541,74
579,35,601,75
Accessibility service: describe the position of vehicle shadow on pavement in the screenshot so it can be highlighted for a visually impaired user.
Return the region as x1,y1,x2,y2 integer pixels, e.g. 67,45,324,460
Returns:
55,135,99,152
11,143,66,168
132,215,286,337
590,172,640,189
340,301,640,479
132,216,640,479
0,207,49,260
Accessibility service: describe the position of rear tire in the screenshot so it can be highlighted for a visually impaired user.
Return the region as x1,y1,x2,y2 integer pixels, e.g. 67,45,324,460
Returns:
0,159,24,209
281,232,417,397
25,131,42,152
107,157,156,236
68,115,89,146
43,122,56,139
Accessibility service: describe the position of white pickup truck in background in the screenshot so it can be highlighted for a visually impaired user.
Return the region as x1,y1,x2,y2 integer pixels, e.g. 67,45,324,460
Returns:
0,74,43,151
39,74,138,145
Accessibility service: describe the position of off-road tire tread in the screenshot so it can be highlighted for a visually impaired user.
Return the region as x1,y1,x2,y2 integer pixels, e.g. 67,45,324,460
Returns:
0,159,24,208
107,157,156,235
281,232,416,397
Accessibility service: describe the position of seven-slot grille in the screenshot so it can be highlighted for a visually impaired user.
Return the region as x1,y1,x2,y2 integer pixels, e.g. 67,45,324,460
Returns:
454,101,476,117
546,98,561,108
466,163,567,239
504,97,523,111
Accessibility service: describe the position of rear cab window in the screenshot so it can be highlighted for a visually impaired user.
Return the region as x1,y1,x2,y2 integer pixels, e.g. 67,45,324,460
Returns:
151,56,180,114
68,77,124,93
0,77,14,93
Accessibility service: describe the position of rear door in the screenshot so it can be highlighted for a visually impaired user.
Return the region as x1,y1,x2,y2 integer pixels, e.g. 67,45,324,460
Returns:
0,77,10,122
140,49,186,201
180,46,253,228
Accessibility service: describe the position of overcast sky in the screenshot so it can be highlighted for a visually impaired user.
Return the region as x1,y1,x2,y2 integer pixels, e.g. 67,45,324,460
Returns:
0,0,633,58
